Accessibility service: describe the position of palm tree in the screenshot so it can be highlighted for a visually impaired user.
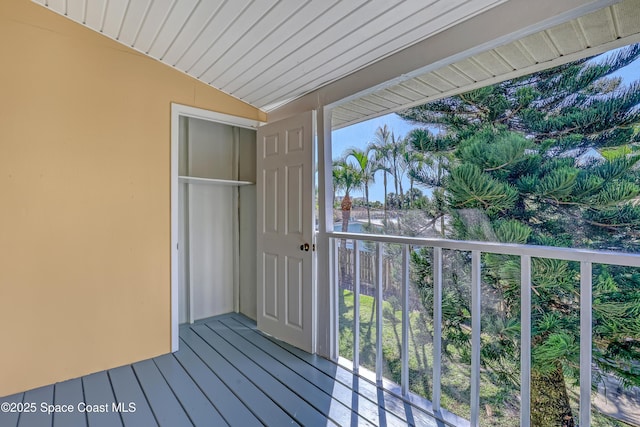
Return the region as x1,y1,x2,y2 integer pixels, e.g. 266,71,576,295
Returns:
344,147,377,226
333,160,363,286
332,160,363,233
402,148,428,207
370,125,393,222
388,132,408,199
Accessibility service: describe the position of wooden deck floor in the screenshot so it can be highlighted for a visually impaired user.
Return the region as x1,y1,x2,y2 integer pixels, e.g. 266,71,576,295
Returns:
1,313,445,426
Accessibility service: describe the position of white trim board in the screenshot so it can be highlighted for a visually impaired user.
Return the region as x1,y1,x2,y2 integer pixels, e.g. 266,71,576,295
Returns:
178,176,254,186
170,103,264,352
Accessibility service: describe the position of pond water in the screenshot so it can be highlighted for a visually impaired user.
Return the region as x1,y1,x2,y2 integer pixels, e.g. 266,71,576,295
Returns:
333,222,367,233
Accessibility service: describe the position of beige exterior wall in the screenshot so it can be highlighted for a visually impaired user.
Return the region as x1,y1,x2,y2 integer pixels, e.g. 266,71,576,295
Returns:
0,0,265,397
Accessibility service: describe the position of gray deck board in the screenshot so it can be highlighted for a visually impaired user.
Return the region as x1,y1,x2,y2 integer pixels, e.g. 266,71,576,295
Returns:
131,359,192,427
173,338,262,427
153,353,227,427
232,314,441,427
0,392,23,427
221,316,408,426
209,319,378,426
108,365,158,427
2,313,444,427
82,371,123,427
192,322,335,427
181,326,299,426
53,378,86,427
17,385,52,427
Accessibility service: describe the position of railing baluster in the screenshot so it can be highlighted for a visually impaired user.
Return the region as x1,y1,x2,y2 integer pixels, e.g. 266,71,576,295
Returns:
376,242,383,384
433,247,443,412
353,240,361,373
520,255,531,427
328,233,638,427
471,250,481,427
333,238,340,361
401,244,410,396
580,261,593,427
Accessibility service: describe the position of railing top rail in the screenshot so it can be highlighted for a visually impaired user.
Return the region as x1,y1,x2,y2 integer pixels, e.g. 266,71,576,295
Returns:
326,231,640,267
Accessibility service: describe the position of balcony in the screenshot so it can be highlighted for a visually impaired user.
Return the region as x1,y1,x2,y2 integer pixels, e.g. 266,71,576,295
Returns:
0,313,443,427
329,231,640,427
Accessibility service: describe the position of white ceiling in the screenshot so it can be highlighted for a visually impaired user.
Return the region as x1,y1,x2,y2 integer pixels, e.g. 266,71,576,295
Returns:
33,0,509,111
33,0,640,128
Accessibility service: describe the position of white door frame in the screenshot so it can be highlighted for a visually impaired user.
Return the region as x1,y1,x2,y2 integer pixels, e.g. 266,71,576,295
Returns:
170,103,262,352
314,106,336,359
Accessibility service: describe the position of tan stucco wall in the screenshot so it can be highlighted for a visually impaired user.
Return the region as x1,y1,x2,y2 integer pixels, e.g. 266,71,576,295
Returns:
0,0,265,397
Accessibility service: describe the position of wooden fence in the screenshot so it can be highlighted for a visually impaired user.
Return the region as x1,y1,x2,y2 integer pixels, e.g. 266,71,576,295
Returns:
337,246,396,295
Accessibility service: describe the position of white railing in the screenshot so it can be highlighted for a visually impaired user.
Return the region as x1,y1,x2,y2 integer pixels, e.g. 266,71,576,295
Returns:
328,231,640,427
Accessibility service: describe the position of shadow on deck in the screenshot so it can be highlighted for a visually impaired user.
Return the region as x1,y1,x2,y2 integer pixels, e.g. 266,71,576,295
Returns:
1,313,446,426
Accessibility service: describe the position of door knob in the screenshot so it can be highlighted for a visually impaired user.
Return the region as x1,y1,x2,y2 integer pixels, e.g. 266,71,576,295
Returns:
300,243,310,252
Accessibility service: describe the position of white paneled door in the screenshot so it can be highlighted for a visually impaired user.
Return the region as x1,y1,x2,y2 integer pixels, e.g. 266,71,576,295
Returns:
256,112,315,353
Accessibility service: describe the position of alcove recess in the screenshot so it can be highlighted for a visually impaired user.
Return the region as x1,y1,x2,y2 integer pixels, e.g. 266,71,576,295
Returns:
178,116,256,323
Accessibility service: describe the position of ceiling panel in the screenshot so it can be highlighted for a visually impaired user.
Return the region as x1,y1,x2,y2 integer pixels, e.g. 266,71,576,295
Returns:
159,1,221,66
400,79,441,98
84,0,107,30
209,1,341,90
230,0,405,101
476,52,513,76
197,0,311,85
453,57,492,82
148,0,200,59
363,93,403,109
419,73,458,92
188,0,279,78
46,0,65,12
101,0,129,37
342,102,378,116
175,1,252,73
218,0,367,95
581,9,619,47
118,1,152,46
333,109,362,123
391,85,428,103
66,0,84,22
545,22,586,55
438,66,474,88
493,42,534,70
352,98,390,113
33,0,508,111
376,89,417,105
615,0,640,37
518,32,560,63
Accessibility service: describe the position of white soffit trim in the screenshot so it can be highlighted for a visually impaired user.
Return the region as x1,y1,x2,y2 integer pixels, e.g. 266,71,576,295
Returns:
332,0,640,129
170,104,264,129
267,0,625,124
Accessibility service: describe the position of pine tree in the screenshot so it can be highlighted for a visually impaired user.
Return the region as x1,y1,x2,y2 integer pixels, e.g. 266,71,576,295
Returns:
400,44,640,426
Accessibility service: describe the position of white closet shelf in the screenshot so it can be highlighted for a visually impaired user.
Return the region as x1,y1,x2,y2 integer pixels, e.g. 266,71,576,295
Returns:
179,176,254,186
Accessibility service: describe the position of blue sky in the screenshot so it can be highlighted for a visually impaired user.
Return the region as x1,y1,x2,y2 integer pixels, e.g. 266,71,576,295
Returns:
332,50,640,203
332,115,416,202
